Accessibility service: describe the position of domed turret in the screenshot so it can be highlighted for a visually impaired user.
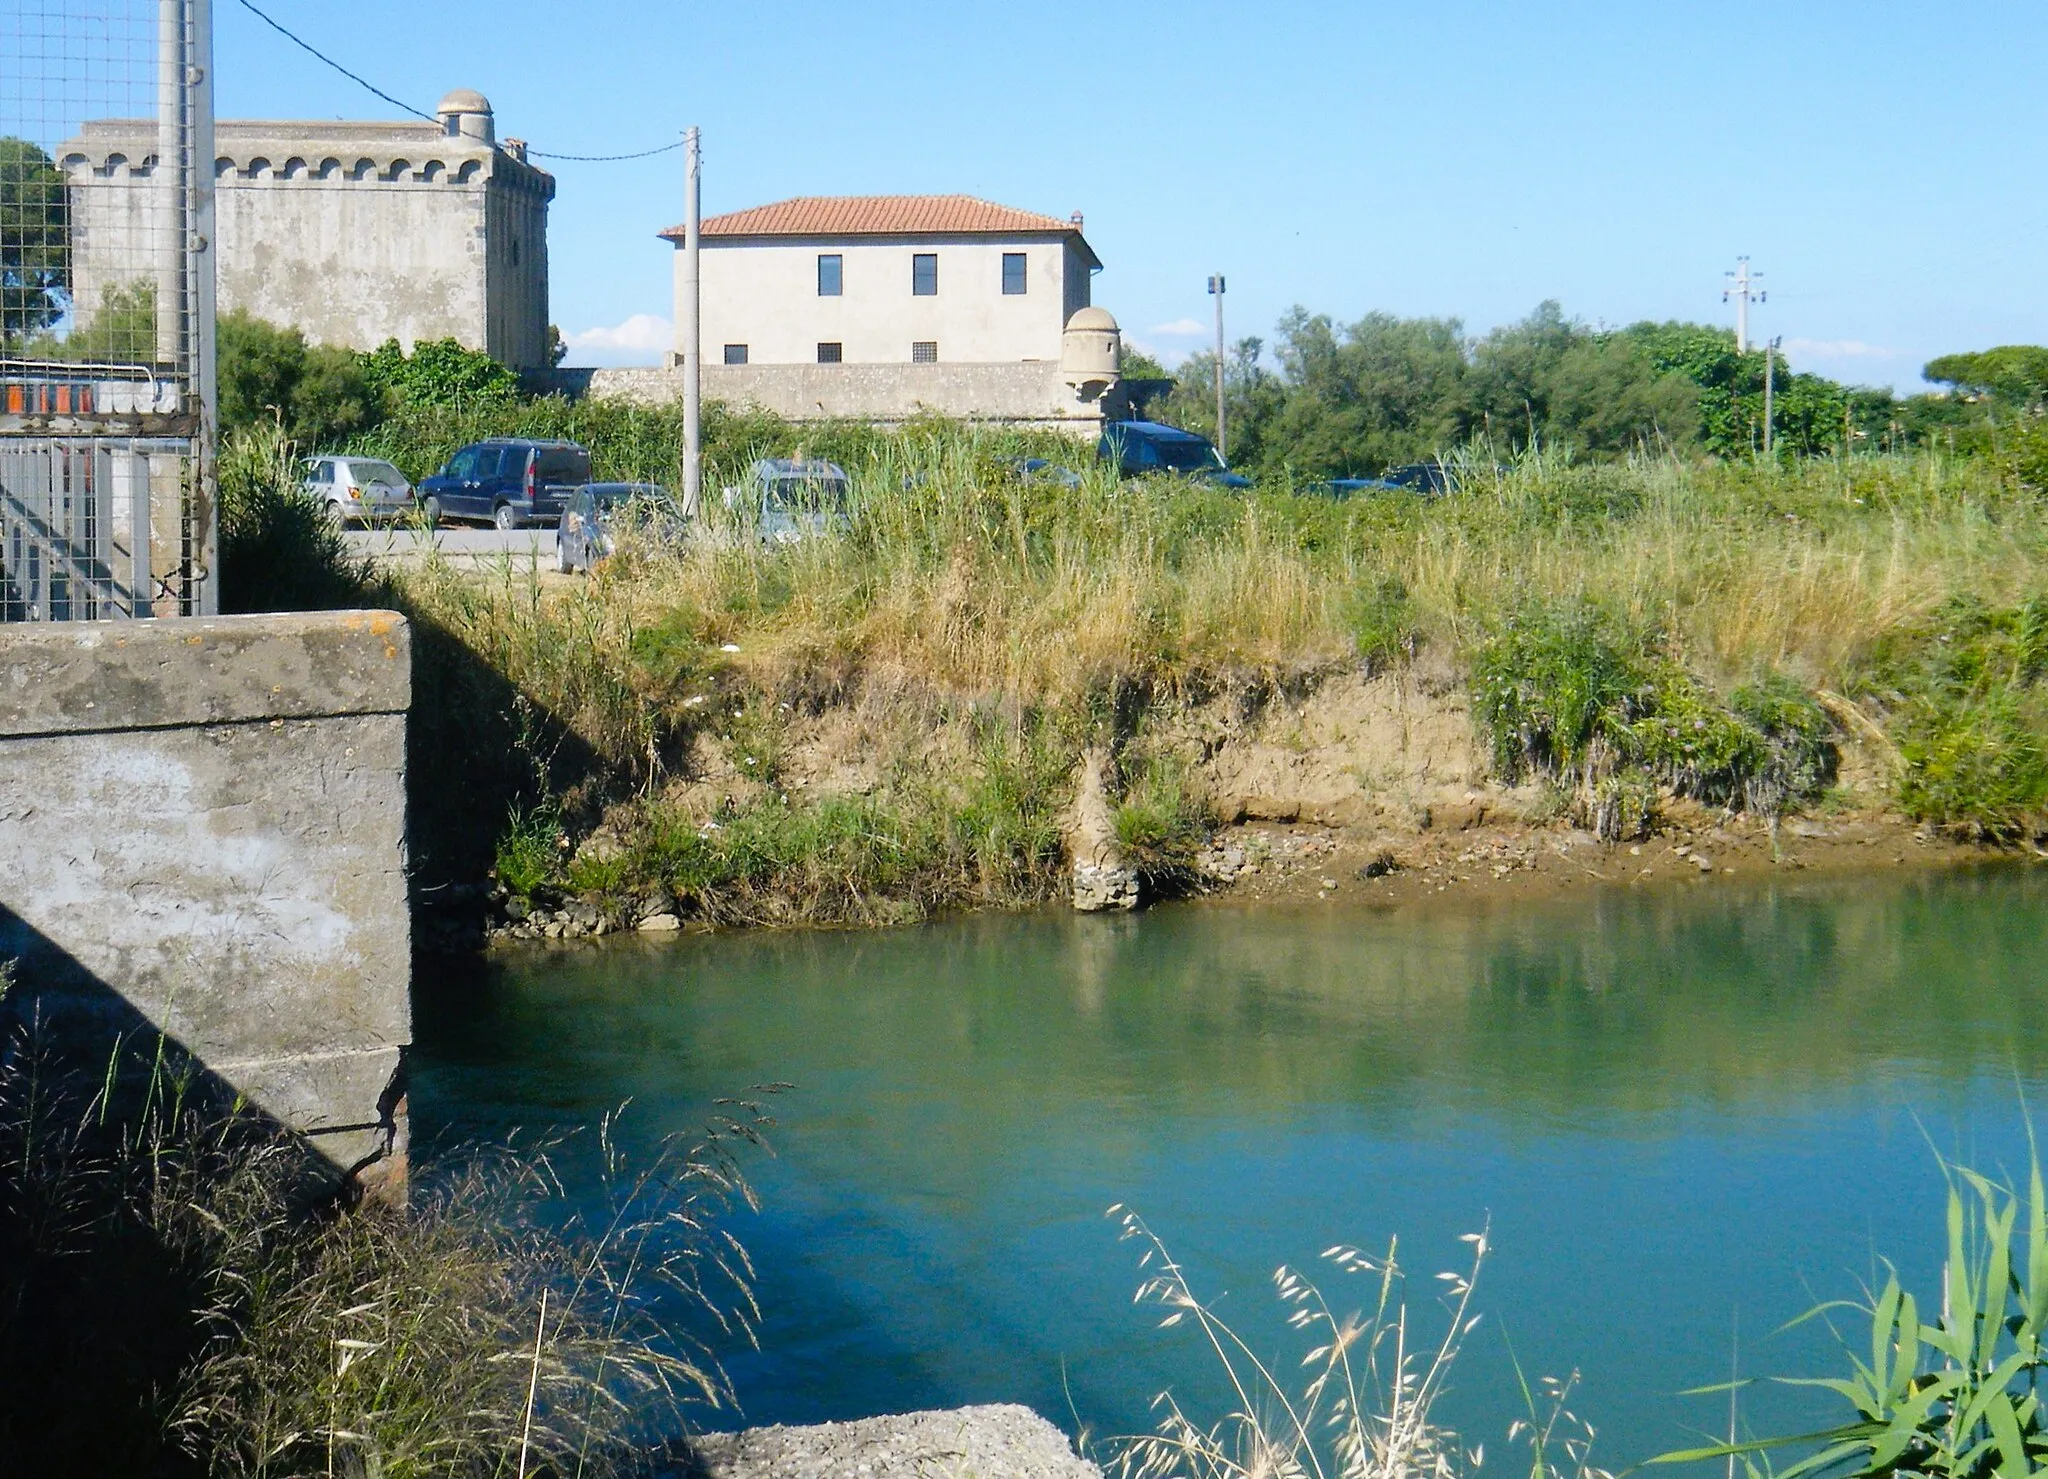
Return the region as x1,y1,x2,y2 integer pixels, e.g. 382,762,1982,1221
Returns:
1061,306,1121,392
436,89,495,144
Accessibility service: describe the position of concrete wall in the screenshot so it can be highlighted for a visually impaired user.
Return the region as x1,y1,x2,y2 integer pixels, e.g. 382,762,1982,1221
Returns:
61,119,555,369
574,360,1113,433
0,611,413,1185
687,234,1088,366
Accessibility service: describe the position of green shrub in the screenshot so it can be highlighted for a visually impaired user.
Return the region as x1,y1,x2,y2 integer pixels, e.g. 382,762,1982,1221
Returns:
1470,599,1652,784
1857,595,2048,838
1113,755,1212,885
1472,599,1837,831
217,420,373,614
1342,574,1416,672
493,800,563,900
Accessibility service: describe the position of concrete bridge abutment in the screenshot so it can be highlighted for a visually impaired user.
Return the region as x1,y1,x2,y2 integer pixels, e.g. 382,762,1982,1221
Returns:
0,610,413,1192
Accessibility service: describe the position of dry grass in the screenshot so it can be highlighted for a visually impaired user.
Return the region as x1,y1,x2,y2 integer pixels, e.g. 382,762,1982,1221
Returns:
1104,1206,1610,1479
0,1011,769,1478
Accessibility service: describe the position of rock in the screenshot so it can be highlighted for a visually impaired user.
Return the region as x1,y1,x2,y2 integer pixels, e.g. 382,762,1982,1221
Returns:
1072,863,1139,912
1357,848,1400,880
637,912,682,932
1434,799,1490,832
675,1403,1101,1479
1692,853,1715,872
504,897,530,923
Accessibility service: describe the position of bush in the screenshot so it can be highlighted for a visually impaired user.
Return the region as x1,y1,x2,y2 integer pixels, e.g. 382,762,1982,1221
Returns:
217,420,373,614
1857,595,2048,839
218,309,381,449
1472,599,1837,832
360,337,520,411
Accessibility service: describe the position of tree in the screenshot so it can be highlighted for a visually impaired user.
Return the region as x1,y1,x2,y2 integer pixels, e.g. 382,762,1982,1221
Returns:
1923,346,2048,410
217,309,381,448
0,137,68,347
360,337,518,409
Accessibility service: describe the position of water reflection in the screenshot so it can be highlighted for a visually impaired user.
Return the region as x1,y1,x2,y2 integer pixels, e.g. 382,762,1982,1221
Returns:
414,864,2048,1461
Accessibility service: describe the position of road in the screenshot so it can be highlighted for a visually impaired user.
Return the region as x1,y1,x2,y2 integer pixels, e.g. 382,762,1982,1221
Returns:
343,524,560,570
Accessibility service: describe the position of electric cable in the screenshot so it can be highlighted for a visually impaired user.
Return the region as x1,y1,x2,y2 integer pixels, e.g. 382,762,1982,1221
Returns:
230,0,684,162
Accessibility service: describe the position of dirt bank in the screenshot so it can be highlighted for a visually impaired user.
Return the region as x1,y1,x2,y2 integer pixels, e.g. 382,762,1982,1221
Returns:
1146,661,2003,911
454,657,2014,953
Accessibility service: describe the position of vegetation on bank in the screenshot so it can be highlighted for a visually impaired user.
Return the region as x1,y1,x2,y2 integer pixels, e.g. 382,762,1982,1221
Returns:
219,406,2048,931
0,1001,768,1476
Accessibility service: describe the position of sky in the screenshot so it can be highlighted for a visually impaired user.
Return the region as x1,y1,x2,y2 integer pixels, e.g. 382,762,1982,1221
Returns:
203,0,2048,390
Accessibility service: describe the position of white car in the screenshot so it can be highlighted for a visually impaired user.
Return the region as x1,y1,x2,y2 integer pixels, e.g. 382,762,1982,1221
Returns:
303,455,415,524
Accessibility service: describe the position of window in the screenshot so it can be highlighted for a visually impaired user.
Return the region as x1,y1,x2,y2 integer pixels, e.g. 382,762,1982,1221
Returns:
817,342,843,364
911,341,938,363
817,253,842,296
723,343,749,365
1002,252,1027,295
911,253,938,296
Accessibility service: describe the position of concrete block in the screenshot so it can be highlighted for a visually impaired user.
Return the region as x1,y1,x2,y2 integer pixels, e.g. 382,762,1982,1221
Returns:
0,611,413,1183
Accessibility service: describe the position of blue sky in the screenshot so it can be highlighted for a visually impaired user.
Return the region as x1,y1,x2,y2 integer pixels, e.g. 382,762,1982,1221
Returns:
210,0,2046,389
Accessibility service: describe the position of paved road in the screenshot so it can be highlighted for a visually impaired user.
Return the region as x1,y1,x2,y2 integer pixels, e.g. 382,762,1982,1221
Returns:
344,524,560,569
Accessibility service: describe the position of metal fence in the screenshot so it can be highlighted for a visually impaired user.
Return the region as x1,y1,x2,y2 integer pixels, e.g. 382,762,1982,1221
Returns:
1,0,216,619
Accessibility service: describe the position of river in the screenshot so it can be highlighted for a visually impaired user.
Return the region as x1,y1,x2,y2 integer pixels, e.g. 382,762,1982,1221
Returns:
414,862,2048,1468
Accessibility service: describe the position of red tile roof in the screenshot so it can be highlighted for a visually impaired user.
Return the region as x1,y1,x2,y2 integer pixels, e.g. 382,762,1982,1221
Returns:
660,194,1085,242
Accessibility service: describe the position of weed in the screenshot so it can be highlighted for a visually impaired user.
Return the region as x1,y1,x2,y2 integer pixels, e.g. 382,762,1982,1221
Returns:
494,800,564,900
1654,1149,2048,1479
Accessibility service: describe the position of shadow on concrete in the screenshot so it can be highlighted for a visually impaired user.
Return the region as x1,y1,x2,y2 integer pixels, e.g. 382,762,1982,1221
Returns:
0,905,355,1478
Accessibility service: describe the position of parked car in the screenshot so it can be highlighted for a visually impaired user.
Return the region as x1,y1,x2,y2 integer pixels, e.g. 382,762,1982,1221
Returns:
1304,476,1402,500
1005,456,1083,488
1097,420,1251,489
415,438,592,529
302,454,414,523
1382,462,1458,497
722,458,851,543
557,482,687,573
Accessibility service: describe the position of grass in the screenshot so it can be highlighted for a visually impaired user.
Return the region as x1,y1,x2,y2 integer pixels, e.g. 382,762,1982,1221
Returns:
1105,1206,1608,1479
0,1010,768,1477
216,413,2048,913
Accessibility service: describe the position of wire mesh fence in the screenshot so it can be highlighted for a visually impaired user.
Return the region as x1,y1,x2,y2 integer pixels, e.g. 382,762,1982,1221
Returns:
1,0,215,619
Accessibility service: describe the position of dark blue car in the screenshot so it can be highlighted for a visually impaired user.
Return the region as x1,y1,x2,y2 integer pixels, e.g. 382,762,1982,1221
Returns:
1098,421,1251,489
416,438,593,529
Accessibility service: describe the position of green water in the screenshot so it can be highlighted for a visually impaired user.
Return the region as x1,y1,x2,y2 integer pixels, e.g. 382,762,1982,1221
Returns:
414,863,2048,1465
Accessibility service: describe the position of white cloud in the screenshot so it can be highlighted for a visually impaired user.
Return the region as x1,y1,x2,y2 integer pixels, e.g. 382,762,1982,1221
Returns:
1783,337,1904,361
1146,317,1208,337
560,314,672,366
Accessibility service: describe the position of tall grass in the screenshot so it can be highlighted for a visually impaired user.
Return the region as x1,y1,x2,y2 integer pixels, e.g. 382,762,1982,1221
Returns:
388,434,2048,876
1106,1206,1608,1479
0,1011,767,1477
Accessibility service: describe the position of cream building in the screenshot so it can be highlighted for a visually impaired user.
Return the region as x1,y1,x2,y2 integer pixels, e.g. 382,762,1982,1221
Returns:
60,90,555,369
577,194,1125,431
665,195,1099,367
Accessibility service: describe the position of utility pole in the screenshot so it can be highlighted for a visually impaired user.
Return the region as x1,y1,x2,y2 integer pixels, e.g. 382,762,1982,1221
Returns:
1207,273,1226,460
1723,256,1764,353
1762,335,1779,457
681,126,702,514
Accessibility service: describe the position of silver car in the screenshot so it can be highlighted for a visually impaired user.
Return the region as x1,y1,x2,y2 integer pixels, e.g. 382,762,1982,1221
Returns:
722,458,851,543
303,455,414,524
557,482,687,573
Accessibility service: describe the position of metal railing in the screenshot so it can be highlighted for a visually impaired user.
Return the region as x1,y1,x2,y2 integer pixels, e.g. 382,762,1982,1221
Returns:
2,0,217,620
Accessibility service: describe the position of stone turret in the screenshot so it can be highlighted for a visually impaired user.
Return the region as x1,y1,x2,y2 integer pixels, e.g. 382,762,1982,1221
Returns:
436,88,494,144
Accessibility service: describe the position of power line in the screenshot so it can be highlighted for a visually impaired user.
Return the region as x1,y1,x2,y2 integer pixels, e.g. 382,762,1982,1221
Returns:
231,0,436,123
526,141,685,162
229,0,684,162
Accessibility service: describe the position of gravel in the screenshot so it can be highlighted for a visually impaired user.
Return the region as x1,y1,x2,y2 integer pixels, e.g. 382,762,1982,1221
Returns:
676,1404,1102,1479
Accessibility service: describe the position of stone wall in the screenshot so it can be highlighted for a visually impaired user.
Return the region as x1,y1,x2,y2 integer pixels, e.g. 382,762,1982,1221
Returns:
60,119,555,369
560,361,1113,434
0,611,413,1186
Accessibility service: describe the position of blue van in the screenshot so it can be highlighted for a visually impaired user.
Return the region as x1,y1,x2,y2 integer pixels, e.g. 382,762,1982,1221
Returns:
1097,421,1251,489
416,438,593,529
